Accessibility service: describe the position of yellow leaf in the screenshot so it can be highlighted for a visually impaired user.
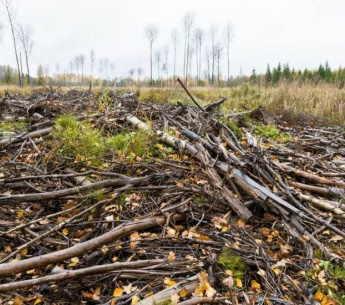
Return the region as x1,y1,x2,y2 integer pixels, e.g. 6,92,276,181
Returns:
251,280,261,290
225,270,233,276
62,228,68,236
101,245,109,254
144,291,154,298
33,299,42,305
113,288,124,297
131,295,140,305
167,227,177,237
168,251,175,263
180,288,188,298
237,219,245,227
68,262,78,268
111,299,117,305
236,278,243,288
164,277,176,287
20,248,28,256
314,292,326,301
13,296,23,305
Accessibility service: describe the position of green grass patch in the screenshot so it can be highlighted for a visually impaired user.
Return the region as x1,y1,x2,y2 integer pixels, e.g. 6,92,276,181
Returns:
107,128,157,160
53,115,105,164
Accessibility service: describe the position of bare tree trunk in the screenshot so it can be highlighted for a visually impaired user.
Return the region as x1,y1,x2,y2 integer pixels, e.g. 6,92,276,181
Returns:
4,0,22,86
150,43,153,85
25,51,31,85
20,51,24,85
173,45,176,82
183,34,186,81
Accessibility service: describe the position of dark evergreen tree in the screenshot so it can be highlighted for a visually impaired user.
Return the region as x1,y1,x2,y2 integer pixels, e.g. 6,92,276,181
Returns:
283,63,292,81
272,62,282,84
250,68,257,84
265,64,272,84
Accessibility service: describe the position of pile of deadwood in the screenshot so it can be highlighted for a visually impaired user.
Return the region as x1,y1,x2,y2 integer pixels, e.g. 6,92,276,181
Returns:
0,85,345,305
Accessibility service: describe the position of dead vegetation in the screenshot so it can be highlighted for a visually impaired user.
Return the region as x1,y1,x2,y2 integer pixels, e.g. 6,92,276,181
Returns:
0,86,345,305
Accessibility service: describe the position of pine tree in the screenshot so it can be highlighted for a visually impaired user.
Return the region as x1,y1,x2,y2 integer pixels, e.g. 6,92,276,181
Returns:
324,61,332,82
283,63,291,81
265,64,272,85
250,68,256,84
272,62,282,84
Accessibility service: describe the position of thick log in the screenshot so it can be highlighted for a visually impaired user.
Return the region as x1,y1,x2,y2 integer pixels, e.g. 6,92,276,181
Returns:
0,216,183,277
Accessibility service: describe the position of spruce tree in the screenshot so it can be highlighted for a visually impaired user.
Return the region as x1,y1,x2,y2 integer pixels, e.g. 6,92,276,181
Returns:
265,64,272,85
250,68,257,84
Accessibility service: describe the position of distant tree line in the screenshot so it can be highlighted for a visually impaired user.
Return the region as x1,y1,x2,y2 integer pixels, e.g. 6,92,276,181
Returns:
247,62,345,87
1,1,345,88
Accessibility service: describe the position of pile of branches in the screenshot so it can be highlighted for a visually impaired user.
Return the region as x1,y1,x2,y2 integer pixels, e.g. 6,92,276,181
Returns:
0,86,345,305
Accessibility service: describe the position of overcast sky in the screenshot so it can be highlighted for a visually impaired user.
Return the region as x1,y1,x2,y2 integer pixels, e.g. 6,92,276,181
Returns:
1,0,344,79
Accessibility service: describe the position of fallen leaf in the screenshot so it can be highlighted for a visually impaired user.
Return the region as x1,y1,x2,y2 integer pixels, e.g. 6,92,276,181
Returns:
318,270,327,285
329,235,343,243
164,277,177,287
236,278,243,288
280,244,293,257
222,276,234,288
131,295,140,305
144,291,154,298
251,280,261,290
13,296,23,305
62,228,68,236
170,293,180,305
180,288,188,298
113,288,124,297
168,251,175,263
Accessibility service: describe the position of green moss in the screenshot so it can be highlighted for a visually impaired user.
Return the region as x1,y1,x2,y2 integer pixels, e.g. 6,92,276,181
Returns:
53,115,105,164
0,119,26,132
218,247,247,280
227,121,243,140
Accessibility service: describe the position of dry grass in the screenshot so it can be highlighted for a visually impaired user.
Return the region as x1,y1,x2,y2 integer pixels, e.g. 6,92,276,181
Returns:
2,83,344,125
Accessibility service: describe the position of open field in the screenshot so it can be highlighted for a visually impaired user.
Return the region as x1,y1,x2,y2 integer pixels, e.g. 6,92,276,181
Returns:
2,83,345,125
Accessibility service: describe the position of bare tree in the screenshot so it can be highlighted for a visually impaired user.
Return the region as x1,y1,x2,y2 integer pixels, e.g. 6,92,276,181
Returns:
90,50,95,79
2,0,22,86
137,67,143,85
17,24,33,85
181,12,195,83
144,24,158,85
154,50,161,82
79,54,85,83
73,56,80,83
204,49,211,83
110,62,115,82
171,28,179,82
103,58,109,80
0,22,3,42
215,42,223,86
224,23,234,85
193,28,204,85
209,24,218,85
129,68,135,87
55,63,60,84
69,61,74,84
98,58,104,80
162,45,169,87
